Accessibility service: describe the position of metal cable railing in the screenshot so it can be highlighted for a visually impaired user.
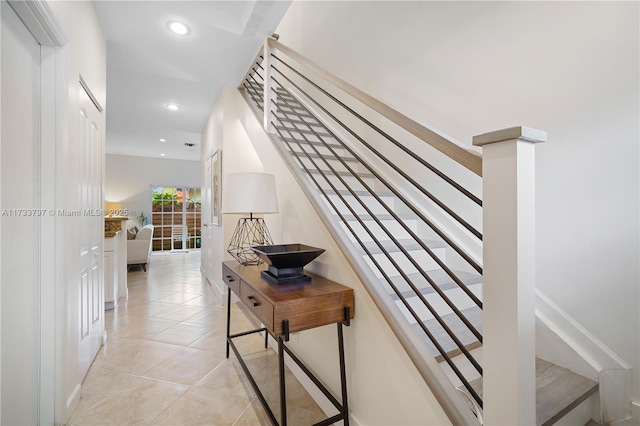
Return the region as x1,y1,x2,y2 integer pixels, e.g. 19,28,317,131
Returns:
239,47,484,417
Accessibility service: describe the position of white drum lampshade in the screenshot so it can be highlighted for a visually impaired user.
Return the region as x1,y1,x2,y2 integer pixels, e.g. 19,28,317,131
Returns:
222,172,278,265
222,172,279,215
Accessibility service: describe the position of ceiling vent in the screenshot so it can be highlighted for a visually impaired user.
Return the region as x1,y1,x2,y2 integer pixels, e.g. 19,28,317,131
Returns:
184,143,197,148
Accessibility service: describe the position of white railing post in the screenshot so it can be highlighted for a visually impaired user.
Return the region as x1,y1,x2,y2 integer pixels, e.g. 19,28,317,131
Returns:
473,126,547,425
262,38,276,133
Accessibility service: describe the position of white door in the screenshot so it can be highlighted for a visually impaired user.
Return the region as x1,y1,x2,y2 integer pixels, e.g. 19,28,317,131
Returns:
77,85,104,379
0,1,41,423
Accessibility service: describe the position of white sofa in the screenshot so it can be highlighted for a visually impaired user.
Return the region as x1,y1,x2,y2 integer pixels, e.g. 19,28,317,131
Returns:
127,224,154,271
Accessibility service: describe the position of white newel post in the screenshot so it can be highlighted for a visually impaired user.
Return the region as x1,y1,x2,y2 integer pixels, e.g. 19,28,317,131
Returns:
263,39,276,134
473,126,547,425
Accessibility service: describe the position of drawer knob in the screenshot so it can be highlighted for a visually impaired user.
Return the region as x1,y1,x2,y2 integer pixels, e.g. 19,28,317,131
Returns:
247,296,259,307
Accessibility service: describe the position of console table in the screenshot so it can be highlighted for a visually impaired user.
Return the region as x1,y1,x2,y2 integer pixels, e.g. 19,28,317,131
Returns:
223,261,354,426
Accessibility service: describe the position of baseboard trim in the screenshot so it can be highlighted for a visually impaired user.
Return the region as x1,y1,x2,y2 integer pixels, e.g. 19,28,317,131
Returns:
65,383,82,419
535,289,631,423
536,290,629,371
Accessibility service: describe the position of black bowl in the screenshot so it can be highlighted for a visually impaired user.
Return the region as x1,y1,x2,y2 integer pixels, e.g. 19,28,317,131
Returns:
251,244,325,284
251,243,325,268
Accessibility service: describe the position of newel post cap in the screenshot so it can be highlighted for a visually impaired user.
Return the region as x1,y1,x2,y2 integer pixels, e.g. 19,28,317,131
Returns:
472,126,547,147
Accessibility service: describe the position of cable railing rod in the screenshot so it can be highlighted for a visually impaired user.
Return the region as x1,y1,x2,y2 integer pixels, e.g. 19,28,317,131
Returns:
243,76,263,92
255,56,264,71
238,52,264,89
278,109,315,120
272,108,483,318
247,74,265,99
273,122,483,406
250,66,264,82
242,82,263,110
271,91,483,348
247,78,264,102
270,80,484,288
272,54,482,208
273,117,483,360
279,129,335,140
270,65,483,244
272,66,482,251
267,38,482,176
273,113,325,128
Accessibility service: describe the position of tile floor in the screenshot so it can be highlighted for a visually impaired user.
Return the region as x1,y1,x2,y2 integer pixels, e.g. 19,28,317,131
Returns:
67,251,326,425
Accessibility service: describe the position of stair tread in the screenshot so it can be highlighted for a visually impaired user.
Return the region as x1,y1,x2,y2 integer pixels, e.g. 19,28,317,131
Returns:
322,189,395,198
293,152,358,162
413,306,483,359
276,108,315,120
307,169,375,179
356,238,447,255
274,117,324,128
461,359,599,426
339,213,418,222
275,102,308,111
276,126,334,139
387,269,482,300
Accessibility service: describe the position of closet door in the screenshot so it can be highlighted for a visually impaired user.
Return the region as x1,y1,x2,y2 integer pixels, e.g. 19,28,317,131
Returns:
77,83,104,380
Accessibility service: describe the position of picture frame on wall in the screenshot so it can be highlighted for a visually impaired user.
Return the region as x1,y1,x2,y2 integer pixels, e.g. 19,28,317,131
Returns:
211,150,221,226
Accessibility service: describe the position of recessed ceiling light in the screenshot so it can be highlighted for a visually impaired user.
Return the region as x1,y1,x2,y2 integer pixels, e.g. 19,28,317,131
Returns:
159,138,166,142
166,103,180,111
160,153,166,157
167,20,190,36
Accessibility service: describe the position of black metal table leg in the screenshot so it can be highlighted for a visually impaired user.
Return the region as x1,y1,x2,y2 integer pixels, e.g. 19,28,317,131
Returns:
226,290,232,358
338,321,349,426
278,336,288,426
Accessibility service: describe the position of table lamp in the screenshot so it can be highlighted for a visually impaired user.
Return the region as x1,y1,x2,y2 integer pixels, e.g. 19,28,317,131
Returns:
222,172,278,265
104,201,123,217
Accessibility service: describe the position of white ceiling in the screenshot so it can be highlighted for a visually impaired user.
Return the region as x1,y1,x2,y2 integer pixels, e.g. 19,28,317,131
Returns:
94,1,290,161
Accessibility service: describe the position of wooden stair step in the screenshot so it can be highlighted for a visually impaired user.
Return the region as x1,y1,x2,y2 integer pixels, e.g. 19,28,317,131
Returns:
461,359,599,426
416,306,483,360
387,268,482,300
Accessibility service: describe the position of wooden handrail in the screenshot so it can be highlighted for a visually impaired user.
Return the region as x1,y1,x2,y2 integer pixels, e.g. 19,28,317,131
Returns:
268,38,483,176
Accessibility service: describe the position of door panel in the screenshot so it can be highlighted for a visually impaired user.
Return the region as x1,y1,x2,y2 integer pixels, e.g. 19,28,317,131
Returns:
78,85,104,380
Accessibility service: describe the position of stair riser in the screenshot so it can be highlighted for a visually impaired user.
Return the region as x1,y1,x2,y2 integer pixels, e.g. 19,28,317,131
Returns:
364,248,448,277
323,194,394,215
339,219,418,243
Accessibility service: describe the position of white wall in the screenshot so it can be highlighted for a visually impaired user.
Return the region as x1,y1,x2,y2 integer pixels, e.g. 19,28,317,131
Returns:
201,86,452,424
200,96,224,289
274,0,639,409
200,91,266,291
105,154,200,227
45,0,107,421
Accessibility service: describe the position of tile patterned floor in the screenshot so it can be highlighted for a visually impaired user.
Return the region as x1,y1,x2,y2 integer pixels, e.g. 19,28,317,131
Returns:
67,251,325,425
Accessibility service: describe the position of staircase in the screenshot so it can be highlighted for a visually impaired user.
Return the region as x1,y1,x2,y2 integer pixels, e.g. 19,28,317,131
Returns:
239,39,602,425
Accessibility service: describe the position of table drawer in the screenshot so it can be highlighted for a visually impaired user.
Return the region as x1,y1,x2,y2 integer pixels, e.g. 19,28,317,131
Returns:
240,281,274,331
222,265,240,296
